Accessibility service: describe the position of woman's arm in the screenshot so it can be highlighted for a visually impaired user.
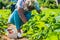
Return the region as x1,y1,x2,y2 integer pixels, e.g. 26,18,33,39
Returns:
16,0,27,23
34,0,41,14
18,8,27,23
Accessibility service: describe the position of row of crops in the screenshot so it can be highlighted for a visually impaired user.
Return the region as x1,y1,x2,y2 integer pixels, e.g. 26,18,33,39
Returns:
21,9,60,40
0,9,11,36
0,9,60,40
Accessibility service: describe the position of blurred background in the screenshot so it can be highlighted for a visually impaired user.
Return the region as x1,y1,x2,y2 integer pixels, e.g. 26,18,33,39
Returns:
0,0,60,9
0,0,60,40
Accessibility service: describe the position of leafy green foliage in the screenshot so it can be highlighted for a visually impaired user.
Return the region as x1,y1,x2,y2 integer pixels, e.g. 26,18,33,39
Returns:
21,9,60,40
0,8,60,40
38,0,58,8
0,9,11,35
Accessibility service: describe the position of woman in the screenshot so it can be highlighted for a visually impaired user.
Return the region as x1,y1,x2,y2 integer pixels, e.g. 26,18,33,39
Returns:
8,0,41,38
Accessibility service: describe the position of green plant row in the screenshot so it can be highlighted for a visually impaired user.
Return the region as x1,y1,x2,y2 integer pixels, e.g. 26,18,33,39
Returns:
21,9,60,40
0,9,11,35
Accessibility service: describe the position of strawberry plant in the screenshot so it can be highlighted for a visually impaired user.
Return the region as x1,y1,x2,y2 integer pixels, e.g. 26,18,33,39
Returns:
0,9,11,36
21,9,60,40
0,9,60,40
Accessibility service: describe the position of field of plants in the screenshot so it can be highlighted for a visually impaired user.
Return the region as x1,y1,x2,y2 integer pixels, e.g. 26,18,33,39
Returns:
0,9,11,36
0,0,60,40
21,9,60,40
0,8,60,40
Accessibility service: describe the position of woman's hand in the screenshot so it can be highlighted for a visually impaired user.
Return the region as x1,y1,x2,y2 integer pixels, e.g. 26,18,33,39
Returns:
37,9,42,14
